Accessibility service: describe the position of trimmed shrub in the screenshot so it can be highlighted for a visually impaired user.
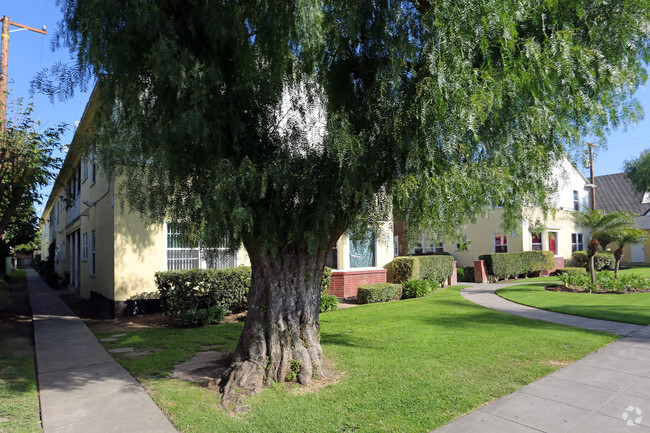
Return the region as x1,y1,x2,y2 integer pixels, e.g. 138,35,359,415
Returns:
321,267,332,294
320,294,340,312
572,250,615,271
478,251,555,279
555,267,587,275
457,266,475,282
155,267,251,326
392,255,454,284
357,283,402,304
402,279,434,299
178,305,228,327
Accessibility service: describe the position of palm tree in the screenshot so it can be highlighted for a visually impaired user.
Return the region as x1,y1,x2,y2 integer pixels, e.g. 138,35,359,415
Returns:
613,228,648,278
573,210,637,283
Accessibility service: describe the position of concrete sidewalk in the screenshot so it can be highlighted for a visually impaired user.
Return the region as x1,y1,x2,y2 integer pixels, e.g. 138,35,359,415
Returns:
432,282,650,432
26,268,177,433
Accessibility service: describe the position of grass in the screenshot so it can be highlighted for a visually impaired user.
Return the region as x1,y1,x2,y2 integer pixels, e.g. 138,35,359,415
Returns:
497,266,650,325
99,285,616,433
0,267,41,433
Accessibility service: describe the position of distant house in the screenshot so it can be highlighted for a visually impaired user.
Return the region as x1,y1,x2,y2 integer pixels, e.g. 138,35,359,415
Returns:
594,173,650,264
40,86,394,316
395,157,592,269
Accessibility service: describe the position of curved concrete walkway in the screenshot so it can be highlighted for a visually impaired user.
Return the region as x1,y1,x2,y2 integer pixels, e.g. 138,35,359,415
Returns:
26,268,177,433
432,282,650,433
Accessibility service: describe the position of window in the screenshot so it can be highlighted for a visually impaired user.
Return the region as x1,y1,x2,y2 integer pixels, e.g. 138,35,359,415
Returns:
82,157,88,181
531,232,542,251
81,232,88,261
456,235,468,252
571,233,584,252
165,223,235,271
349,230,376,268
90,230,96,275
413,237,443,254
325,245,338,269
573,190,579,211
91,148,96,184
393,235,399,257
495,233,508,253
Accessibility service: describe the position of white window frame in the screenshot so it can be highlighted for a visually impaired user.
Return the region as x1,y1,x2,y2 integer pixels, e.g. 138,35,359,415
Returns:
91,148,97,185
530,232,542,251
414,236,444,254
165,222,235,271
81,232,88,261
571,233,584,252
82,157,88,182
90,230,96,276
573,190,579,211
456,235,468,252
494,233,508,253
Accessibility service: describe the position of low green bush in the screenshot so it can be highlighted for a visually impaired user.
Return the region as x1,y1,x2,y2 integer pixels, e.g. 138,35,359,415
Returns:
555,267,587,275
558,271,649,293
402,279,434,299
479,251,555,279
457,266,475,282
558,273,590,290
357,283,401,304
178,305,228,327
320,294,340,312
572,250,615,271
392,255,453,284
155,267,251,326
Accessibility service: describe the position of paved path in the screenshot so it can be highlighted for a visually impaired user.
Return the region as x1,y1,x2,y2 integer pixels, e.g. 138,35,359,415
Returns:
433,282,650,433
26,268,177,433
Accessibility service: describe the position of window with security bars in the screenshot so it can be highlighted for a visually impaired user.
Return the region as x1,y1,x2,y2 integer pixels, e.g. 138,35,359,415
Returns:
166,223,235,271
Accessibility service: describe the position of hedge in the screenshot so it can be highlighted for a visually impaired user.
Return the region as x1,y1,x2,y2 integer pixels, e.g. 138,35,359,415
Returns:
357,283,402,304
156,266,333,326
555,267,587,275
392,255,454,284
478,251,555,279
572,250,615,271
457,266,475,282
155,267,251,323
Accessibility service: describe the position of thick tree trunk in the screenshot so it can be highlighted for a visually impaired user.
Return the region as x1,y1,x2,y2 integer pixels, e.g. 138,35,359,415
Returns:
219,242,326,408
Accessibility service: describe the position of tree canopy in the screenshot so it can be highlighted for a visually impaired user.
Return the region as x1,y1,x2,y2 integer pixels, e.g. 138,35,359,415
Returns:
0,102,64,256
44,0,650,403
625,149,650,194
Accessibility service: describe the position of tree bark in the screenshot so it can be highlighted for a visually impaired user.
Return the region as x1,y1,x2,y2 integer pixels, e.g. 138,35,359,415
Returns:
587,238,599,284
614,248,624,279
219,241,327,408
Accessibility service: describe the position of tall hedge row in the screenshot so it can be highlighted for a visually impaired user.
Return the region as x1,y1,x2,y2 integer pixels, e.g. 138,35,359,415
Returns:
392,255,454,284
478,251,555,279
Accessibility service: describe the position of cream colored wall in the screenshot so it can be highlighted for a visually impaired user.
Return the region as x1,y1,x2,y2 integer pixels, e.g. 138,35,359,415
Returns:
112,194,166,302
442,208,525,267
79,164,115,300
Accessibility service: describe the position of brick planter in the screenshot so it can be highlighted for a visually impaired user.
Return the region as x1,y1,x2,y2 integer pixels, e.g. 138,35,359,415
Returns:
329,269,387,299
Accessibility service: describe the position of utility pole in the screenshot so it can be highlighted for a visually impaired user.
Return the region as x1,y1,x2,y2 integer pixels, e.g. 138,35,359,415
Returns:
584,141,597,211
0,15,47,133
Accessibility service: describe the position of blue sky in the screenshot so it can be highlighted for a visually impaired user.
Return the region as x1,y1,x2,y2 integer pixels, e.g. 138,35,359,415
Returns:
4,1,650,216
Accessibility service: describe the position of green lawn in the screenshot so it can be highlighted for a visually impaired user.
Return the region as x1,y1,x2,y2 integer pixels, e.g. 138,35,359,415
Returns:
496,266,650,325
99,286,616,433
0,268,41,433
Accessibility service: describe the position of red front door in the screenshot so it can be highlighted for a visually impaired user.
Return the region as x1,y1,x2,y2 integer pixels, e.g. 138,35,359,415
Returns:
548,232,557,255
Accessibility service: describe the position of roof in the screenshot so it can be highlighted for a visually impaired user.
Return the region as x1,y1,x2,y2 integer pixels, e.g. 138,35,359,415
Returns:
594,173,650,215
637,215,650,230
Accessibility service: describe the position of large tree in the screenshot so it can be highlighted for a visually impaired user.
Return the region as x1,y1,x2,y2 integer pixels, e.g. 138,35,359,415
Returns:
45,0,649,406
624,149,650,193
0,102,63,248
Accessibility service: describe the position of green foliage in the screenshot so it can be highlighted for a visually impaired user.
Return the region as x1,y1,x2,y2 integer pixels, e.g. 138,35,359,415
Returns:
457,266,475,283
319,294,340,313
624,150,650,194
555,267,587,276
0,101,64,248
155,267,251,325
401,279,435,299
558,270,649,293
572,251,615,271
357,283,401,304
572,210,638,249
321,267,332,295
479,251,555,279
285,359,302,382
392,255,453,284
178,305,228,327
558,273,590,291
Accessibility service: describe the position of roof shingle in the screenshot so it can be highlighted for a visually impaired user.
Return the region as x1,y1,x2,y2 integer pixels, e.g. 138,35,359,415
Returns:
594,173,650,215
